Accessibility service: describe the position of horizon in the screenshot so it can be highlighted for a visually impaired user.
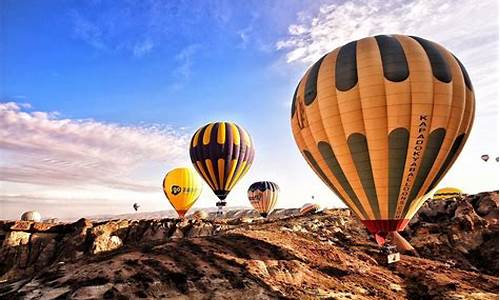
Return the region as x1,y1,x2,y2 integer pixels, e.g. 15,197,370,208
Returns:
1,0,499,220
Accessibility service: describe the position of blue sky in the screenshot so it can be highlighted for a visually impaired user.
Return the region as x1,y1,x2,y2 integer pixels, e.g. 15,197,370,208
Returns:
1,0,498,220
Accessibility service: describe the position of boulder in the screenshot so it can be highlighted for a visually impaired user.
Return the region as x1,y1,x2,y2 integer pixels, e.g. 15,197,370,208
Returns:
91,235,123,255
2,231,31,247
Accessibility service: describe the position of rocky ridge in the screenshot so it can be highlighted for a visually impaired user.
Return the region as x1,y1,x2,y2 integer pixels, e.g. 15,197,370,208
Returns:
0,191,498,299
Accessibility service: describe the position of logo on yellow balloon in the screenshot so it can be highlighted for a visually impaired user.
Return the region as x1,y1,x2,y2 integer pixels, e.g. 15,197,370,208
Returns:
171,185,182,195
170,185,199,196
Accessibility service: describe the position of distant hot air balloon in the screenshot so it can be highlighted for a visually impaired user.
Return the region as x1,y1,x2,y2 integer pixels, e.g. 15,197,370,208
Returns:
133,203,140,211
496,157,499,163
432,187,463,200
481,154,490,162
191,210,208,220
21,211,41,222
248,181,280,218
299,203,321,215
291,34,475,245
190,122,255,214
162,167,202,218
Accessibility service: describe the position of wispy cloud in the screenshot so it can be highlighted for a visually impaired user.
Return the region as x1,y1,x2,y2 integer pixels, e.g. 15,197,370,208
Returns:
133,39,154,57
0,102,189,192
167,44,200,91
275,0,498,118
70,10,106,50
276,0,497,64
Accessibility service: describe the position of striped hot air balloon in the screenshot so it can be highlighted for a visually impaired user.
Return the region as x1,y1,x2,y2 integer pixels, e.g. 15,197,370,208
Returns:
299,203,321,215
162,167,202,218
248,181,280,218
291,35,475,245
432,187,463,200
190,122,255,211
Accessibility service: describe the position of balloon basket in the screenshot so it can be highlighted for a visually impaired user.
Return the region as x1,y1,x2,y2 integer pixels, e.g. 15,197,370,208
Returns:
216,201,226,216
381,244,400,264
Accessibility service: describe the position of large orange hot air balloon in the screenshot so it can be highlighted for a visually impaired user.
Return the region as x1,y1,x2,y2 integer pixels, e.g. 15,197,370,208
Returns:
190,122,255,213
291,35,474,245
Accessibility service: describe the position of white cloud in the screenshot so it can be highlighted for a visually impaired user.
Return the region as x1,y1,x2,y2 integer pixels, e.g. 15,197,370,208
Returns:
272,0,499,204
0,102,189,192
167,44,201,91
275,0,498,121
70,11,106,50
133,39,154,57
276,0,497,64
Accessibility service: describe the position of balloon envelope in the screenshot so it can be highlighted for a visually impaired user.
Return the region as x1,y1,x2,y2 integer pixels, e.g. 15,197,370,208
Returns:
432,187,463,200
291,34,475,244
163,167,202,217
299,203,321,215
248,181,280,217
21,211,41,222
481,154,489,162
190,122,255,202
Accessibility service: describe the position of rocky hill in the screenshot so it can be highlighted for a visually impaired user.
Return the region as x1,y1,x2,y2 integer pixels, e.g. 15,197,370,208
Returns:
0,191,498,299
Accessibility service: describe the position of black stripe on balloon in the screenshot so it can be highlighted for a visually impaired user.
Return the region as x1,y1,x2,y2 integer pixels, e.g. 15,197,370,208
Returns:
425,133,465,194
302,149,349,208
410,36,452,83
403,128,446,214
318,141,369,220
209,123,221,189
453,55,473,91
291,82,300,118
335,41,358,91
230,125,248,187
388,128,409,218
374,35,409,82
347,133,381,219
223,122,234,186
304,55,326,105
249,181,279,193
195,125,217,190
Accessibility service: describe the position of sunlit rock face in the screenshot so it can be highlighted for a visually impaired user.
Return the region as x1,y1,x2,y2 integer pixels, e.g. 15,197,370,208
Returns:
0,192,497,299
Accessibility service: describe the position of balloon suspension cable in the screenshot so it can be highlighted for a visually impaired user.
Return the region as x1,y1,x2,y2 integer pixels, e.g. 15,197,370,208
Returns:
390,231,417,255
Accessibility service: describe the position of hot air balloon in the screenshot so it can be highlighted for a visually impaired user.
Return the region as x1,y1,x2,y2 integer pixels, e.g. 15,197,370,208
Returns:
133,203,140,211
481,154,490,162
432,187,463,200
248,181,280,218
21,211,41,222
299,203,321,215
496,157,499,162
291,34,474,246
162,167,202,218
191,210,208,220
190,122,255,215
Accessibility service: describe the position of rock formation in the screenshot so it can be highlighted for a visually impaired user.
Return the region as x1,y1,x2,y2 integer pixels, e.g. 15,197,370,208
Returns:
0,192,497,299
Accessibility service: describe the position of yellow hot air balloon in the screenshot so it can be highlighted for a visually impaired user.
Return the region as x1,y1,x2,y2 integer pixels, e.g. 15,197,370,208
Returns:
432,187,463,200
248,181,279,218
162,167,202,218
189,122,255,213
291,35,474,245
